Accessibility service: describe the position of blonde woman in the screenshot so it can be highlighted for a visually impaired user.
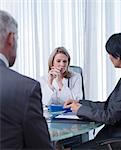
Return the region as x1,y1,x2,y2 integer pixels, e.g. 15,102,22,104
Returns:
39,47,83,106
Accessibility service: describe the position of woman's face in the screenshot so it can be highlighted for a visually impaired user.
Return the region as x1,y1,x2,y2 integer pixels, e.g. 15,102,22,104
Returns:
53,53,69,74
109,54,121,68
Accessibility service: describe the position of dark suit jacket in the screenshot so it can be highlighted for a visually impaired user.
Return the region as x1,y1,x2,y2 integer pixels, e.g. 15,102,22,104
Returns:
78,78,121,140
0,59,53,150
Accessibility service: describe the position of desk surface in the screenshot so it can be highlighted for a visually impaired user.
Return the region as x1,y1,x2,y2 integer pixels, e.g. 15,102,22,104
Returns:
47,119,102,141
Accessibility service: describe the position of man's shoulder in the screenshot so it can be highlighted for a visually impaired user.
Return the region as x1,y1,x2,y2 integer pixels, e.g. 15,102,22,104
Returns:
9,68,39,85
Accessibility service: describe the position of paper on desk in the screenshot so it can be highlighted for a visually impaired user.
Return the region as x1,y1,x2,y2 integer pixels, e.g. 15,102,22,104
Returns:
55,112,80,120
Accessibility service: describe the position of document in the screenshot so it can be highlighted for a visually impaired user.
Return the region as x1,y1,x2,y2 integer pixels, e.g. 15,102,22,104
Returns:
54,112,80,120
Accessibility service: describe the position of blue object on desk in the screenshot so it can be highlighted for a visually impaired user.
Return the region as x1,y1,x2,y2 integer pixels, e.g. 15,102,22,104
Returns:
48,104,71,113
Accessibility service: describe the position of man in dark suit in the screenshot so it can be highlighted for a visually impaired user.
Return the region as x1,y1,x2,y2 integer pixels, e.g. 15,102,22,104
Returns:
0,10,53,149
64,33,121,149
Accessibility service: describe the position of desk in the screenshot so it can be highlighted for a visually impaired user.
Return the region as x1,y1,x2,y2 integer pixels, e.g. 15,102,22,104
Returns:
48,119,102,148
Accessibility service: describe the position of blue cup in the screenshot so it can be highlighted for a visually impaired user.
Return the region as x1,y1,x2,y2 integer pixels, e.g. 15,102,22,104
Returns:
48,104,71,112
48,104,63,112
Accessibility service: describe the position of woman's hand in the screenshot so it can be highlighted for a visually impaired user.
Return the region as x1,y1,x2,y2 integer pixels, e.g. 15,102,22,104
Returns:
48,68,57,84
64,99,81,113
48,66,63,89
64,99,74,107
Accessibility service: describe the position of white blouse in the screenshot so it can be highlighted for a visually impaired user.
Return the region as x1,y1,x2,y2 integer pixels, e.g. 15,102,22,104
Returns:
39,72,83,106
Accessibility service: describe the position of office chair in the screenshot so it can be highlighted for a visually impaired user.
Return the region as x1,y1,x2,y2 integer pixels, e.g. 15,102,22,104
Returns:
99,137,121,150
69,65,85,100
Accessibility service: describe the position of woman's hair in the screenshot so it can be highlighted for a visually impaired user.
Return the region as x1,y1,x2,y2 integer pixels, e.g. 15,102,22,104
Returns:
105,33,121,59
48,47,72,78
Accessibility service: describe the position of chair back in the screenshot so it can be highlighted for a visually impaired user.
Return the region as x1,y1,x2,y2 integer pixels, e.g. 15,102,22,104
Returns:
69,66,85,99
100,137,121,150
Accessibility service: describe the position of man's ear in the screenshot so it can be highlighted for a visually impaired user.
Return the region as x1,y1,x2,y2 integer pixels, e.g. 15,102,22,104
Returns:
7,32,14,47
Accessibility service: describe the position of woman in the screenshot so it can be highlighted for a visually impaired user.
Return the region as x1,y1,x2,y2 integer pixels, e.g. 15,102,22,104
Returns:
39,47,83,106
64,33,121,149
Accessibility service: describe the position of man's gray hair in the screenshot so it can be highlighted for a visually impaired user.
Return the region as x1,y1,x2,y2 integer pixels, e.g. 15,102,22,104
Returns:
0,10,18,49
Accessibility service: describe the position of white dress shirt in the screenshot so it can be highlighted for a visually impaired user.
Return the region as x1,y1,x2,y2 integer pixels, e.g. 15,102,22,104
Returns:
0,53,9,67
39,72,83,106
